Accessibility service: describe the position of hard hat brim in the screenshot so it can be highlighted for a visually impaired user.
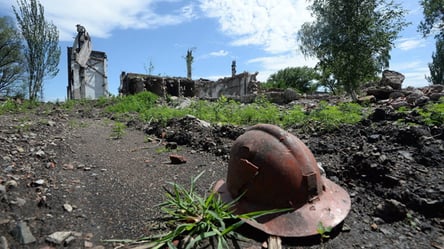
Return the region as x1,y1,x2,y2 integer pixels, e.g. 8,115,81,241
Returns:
214,176,351,237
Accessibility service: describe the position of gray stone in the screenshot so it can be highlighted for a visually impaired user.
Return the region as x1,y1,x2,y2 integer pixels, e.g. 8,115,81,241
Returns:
430,84,444,93
10,222,36,244
432,236,444,249
46,231,72,245
430,92,444,101
406,90,425,104
374,199,407,222
11,197,26,207
5,180,17,189
35,149,45,158
389,91,405,99
367,87,393,100
398,150,414,161
391,100,409,110
63,203,73,212
0,236,8,249
380,70,405,90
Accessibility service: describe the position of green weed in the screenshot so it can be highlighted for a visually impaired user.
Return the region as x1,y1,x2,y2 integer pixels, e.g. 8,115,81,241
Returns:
417,97,444,125
110,121,126,139
105,91,158,113
107,172,289,249
317,221,332,248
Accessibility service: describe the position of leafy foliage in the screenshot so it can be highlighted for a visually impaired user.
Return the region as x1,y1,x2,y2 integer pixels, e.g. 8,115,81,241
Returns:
105,91,158,113
111,121,126,139
427,36,444,85
417,97,444,125
0,16,24,96
0,98,39,114
307,101,364,130
13,0,61,100
264,66,320,93
418,0,444,38
298,0,409,100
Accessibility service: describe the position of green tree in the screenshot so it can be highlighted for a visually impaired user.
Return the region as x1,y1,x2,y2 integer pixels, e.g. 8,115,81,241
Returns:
13,0,61,100
0,16,24,96
298,0,408,100
427,36,444,84
265,66,320,93
418,0,444,38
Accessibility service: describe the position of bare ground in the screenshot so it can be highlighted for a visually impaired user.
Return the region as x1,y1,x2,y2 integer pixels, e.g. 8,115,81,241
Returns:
0,101,443,249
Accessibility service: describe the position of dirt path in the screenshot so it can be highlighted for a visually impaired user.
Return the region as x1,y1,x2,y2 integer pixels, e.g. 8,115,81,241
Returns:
1,105,443,249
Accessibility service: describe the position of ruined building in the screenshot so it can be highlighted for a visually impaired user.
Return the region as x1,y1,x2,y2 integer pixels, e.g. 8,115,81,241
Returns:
67,25,109,100
119,71,259,100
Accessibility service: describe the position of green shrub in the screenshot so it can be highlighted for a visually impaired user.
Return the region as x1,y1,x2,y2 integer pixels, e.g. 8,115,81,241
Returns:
282,104,306,126
308,101,363,130
418,97,444,126
105,91,158,113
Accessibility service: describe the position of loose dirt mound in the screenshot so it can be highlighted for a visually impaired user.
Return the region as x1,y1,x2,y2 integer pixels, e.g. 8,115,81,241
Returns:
0,102,443,249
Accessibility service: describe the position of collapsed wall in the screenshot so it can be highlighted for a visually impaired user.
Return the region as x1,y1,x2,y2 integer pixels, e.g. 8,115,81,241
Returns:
119,72,259,99
119,73,195,97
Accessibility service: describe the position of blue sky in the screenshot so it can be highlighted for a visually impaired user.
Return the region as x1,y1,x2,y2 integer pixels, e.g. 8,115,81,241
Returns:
0,0,436,101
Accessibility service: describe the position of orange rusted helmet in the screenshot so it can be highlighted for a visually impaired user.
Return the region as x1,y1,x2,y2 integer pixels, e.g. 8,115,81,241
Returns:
214,124,351,237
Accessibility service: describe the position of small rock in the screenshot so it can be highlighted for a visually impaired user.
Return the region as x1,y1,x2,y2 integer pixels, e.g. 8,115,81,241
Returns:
0,185,5,195
368,134,381,143
169,154,187,164
431,236,444,249
5,180,17,189
63,204,73,212
10,222,36,244
47,120,56,126
46,231,72,245
374,199,407,222
0,236,8,249
16,146,25,153
11,197,26,207
35,150,46,158
398,150,414,161
64,235,76,246
379,227,392,235
84,240,93,248
46,162,56,169
371,223,378,231
34,179,46,186
165,142,178,150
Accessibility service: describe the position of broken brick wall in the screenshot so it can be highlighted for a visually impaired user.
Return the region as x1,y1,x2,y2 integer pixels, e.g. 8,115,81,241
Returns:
119,72,259,99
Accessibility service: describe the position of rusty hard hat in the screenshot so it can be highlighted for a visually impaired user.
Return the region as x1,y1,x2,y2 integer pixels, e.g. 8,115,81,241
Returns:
214,124,351,237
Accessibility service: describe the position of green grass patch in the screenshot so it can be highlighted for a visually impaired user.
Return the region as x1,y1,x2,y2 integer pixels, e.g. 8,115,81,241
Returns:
105,91,159,113
417,97,444,126
105,172,289,249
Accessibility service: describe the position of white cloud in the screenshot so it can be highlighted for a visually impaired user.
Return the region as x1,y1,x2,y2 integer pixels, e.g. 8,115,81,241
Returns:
199,0,312,54
390,60,430,88
12,0,197,41
209,50,229,57
396,38,427,51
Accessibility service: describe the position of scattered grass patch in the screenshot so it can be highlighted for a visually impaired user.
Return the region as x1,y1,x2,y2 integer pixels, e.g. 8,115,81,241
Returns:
106,172,289,249
110,121,126,139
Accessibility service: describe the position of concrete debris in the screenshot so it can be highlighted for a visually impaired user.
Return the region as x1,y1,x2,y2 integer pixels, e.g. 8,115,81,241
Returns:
0,236,8,249
63,203,74,212
10,222,36,244
46,231,72,245
169,154,187,164
374,199,407,223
